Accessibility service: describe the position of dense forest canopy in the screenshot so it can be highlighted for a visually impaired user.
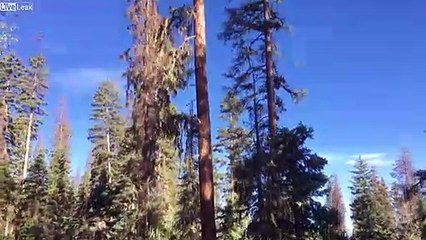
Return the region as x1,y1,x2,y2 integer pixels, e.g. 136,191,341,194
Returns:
0,0,426,240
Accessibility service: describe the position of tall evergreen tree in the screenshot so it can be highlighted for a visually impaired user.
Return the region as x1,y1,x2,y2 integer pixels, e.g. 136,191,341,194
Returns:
349,157,375,240
75,80,124,239
371,169,395,239
265,125,328,239
46,103,73,240
73,153,92,239
175,102,201,240
15,143,49,240
21,54,48,179
0,53,28,238
0,25,16,236
216,92,251,240
1,54,27,181
88,80,124,180
219,2,305,238
108,127,139,239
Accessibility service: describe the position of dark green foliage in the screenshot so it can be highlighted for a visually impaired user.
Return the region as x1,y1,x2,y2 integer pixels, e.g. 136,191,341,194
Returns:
349,159,397,239
46,110,74,240
83,153,114,239
107,128,139,239
240,124,328,239
175,103,201,240
371,172,395,239
349,157,375,239
175,161,200,240
21,54,48,137
75,80,124,239
311,203,348,240
0,54,27,181
0,52,47,239
4,2,425,240
73,169,90,239
216,92,250,240
15,146,49,240
88,80,124,154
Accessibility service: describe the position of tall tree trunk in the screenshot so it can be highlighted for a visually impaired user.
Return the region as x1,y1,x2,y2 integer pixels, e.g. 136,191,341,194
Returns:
263,0,276,139
193,0,217,239
105,107,112,183
22,112,33,179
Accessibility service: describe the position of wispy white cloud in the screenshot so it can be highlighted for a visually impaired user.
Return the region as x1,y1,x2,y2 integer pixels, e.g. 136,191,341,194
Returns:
319,151,393,167
345,152,393,167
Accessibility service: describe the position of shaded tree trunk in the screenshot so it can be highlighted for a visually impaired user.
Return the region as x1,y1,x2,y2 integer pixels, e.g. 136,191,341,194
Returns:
105,107,112,183
263,0,276,138
193,0,217,239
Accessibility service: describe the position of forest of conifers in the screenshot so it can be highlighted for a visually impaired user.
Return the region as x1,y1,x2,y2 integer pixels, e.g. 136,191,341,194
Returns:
0,0,425,240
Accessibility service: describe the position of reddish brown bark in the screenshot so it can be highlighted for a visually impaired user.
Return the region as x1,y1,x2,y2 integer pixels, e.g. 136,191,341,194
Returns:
263,0,276,138
193,0,217,239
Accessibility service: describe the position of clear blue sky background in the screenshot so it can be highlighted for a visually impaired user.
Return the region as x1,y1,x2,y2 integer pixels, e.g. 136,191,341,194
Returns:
6,0,426,231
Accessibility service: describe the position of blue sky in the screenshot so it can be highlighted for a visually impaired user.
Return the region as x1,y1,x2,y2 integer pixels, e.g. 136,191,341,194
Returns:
6,0,426,231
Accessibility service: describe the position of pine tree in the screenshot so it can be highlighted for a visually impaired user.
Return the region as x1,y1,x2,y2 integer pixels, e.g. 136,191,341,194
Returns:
46,103,74,240
21,54,48,180
78,80,124,239
0,23,16,237
325,175,347,239
73,161,91,239
0,56,12,239
175,102,201,240
262,125,327,239
219,2,306,238
349,157,375,239
219,0,305,138
0,54,27,180
88,80,124,179
15,143,49,240
216,92,250,240
108,127,139,239
0,53,27,238
371,169,395,239
391,149,421,239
